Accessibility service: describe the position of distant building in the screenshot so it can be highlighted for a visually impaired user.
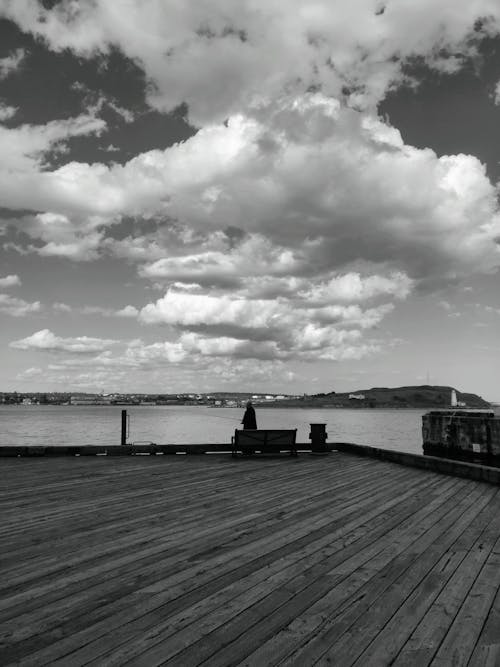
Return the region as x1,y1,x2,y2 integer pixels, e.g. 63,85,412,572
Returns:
450,390,467,408
349,393,365,400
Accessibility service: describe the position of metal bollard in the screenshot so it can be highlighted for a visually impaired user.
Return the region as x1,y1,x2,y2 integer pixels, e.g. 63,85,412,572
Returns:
309,423,328,454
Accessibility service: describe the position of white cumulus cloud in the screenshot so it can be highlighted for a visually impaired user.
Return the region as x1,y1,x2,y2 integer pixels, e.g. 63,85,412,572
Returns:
0,274,21,288
3,2,500,123
137,288,392,361
0,294,40,317
0,103,17,121
10,329,118,353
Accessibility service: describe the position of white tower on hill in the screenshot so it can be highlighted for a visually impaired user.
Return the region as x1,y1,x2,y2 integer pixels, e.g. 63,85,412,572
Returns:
451,389,458,407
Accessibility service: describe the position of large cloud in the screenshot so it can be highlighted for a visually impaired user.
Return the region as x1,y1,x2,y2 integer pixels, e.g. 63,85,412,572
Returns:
2,1,500,124
137,288,389,361
4,98,499,286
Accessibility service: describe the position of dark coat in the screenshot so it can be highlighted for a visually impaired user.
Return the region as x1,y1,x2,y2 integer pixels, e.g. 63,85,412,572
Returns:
241,405,257,429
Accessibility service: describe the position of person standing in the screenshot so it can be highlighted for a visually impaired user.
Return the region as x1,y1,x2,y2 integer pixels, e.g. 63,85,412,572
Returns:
241,401,257,429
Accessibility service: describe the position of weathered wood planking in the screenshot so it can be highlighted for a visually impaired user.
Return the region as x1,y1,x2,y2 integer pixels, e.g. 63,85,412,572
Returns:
0,453,499,666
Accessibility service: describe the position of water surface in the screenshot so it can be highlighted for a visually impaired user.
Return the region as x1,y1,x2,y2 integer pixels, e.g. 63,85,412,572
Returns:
0,405,429,454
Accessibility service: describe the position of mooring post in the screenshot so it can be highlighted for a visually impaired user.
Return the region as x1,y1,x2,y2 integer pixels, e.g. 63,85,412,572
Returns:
121,409,127,446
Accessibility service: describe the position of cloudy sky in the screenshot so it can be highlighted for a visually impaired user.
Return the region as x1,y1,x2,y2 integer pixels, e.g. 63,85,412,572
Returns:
1,1,500,399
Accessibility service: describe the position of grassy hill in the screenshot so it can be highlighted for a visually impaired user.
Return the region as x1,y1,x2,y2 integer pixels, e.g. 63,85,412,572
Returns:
267,385,491,409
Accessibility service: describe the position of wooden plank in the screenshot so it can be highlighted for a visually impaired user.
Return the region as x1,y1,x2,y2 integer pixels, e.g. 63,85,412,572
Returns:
183,480,485,667
429,536,500,666
0,457,320,549
0,460,372,588
1,462,406,628
62,471,447,667
0,457,323,562
126,478,469,667
0,456,374,592
102,475,458,667
3,462,421,664
0,456,400,644
234,477,475,666
1,454,498,667
275,482,495,666
467,586,500,666
391,499,500,666
350,490,500,666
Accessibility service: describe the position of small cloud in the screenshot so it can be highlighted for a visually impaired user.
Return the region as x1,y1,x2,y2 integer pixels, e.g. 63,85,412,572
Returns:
80,305,111,316
437,300,461,317
0,103,17,121
0,48,26,80
83,90,135,123
10,329,118,353
35,228,104,261
107,101,135,123
51,303,140,318
493,81,500,106
0,274,21,288
17,366,43,379
0,294,40,317
53,302,73,313
115,305,139,318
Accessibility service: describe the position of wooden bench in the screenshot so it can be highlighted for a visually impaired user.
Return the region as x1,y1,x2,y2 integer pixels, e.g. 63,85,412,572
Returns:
232,429,298,457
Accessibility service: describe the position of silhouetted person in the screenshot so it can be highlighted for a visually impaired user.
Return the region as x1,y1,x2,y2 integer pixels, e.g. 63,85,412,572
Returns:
241,401,257,429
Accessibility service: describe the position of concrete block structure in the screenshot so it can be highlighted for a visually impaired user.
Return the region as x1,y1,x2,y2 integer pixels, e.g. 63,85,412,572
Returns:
422,410,500,464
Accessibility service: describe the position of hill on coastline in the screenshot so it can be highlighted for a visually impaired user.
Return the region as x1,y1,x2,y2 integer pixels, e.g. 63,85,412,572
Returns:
270,385,491,409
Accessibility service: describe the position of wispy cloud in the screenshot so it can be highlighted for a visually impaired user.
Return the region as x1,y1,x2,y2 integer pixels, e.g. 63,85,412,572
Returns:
10,329,118,353
0,294,40,317
0,48,25,80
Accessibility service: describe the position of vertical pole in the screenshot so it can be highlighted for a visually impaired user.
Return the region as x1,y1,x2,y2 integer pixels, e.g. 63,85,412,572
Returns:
121,409,127,446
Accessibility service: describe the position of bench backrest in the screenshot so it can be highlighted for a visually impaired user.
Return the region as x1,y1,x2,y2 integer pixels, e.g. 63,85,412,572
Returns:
234,429,297,446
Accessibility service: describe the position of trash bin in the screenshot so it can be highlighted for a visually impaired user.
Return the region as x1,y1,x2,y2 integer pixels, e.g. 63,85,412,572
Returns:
309,423,328,454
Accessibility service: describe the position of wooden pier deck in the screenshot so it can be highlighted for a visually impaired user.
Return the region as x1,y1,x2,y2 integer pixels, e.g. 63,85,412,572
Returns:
1,452,500,666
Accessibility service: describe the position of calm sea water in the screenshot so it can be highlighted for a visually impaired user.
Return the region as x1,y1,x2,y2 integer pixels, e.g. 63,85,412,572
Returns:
0,405,432,454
